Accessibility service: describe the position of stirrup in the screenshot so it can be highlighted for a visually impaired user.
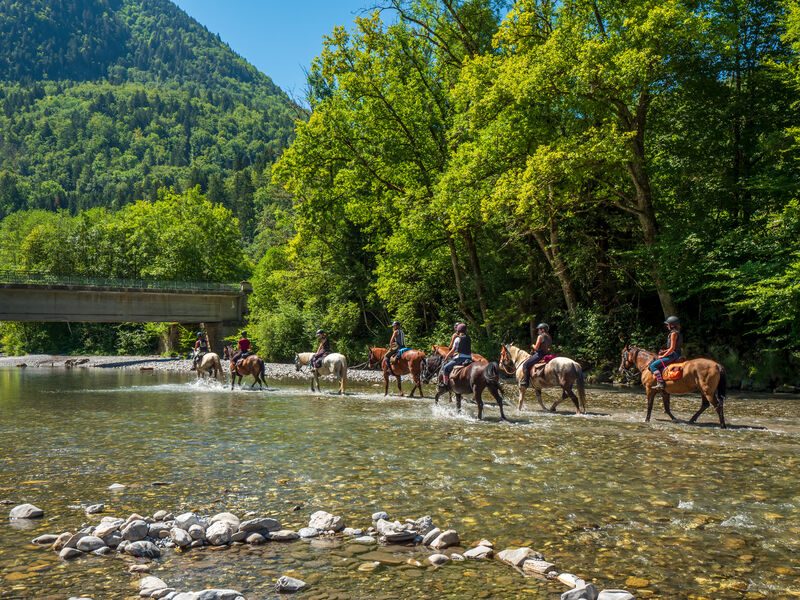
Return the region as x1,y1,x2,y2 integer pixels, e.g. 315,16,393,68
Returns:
653,381,665,390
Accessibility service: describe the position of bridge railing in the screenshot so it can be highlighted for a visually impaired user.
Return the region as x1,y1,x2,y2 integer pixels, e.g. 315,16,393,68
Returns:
0,270,241,293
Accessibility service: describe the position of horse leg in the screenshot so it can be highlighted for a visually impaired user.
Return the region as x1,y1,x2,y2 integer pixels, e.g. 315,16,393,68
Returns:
517,385,525,411
488,384,508,422
689,396,710,423
645,388,656,422
563,385,581,415
550,389,567,412
702,381,727,429
474,385,484,420
535,388,547,411
715,398,726,429
455,394,462,413
383,372,390,396
662,392,678,421
397,376,404,397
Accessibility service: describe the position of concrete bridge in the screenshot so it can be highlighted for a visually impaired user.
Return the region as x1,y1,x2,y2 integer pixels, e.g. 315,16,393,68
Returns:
0,272,251,352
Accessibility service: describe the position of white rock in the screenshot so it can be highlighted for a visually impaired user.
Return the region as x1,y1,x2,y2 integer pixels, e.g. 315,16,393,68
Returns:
107,483,126,491
342,527,362,536
194,590,245,600
59,547,83,560
428,553,450,566
125,541,161,558
298,527,319,538
561,584,599,600
371,511,389,521
245,532,267,544
153,510,168,521
497,547,539,567
463,545,493,559
170,527,192,547
523,558,558,575
413,515,434,534
122,520,149,541
174,512,203,530
421,527,441,546
209,512,240,529
450,553,465,561
151,589,176,599
597,591,634,600
239,517,280,532
32,534,59,545
270,529,300,541
352,535,377,545
478,539,493,548
308,510,345,532
206,521,233,545
188,524,206,540
430,529,459,550
76,536,106,552
275,576,307,593
9,503,44,519
558,573,582,588
85,503,104,515
139,576,168,591
94,520,123,538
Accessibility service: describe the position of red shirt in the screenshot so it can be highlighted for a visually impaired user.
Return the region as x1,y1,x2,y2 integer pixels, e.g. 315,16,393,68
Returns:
238,338,250,352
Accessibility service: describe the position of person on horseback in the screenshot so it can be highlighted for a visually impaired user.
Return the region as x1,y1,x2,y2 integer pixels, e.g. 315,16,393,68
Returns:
231,331,251,365
191,331,209,370
521,323,552,387
448,322,463,352
440,323,472,386
385,320,405,374
649,316,683,390
312,329,331,369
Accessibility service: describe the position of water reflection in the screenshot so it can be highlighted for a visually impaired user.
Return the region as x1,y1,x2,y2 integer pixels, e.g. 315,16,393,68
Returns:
0,368,798,599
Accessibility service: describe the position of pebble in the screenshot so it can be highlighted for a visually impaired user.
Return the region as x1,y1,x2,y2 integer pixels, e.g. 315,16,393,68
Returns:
32,534,59,545
85,503,104,515
52,532,72,551
129,564,151,574
245,532,266,544
342,527,362,536
275,575,307,593
206,521,234,546
298,527,320,538
123,520,150,541
9,503,44,519
140,576,168,591
597,591,634,600
126,541,162,558
239,517,280,533
450,553,465,561
561,585,599,600
170,527,192,547
153,510,169,521
428,553,450,566
308,510,345,532
270,529,300,541
357,561,381,572
59,547,84,560
108,483,126,491
498,547,540,567
352,536,377,545
371,511,389,521
188,524,206,540
76,536,106,552
558,573,582,588
522,558,557,575
94,520,123,538
463,545,493,559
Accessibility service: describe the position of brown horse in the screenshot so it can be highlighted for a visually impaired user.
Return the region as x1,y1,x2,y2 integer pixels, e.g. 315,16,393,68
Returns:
367,346,426,397
431,344,488,363
223,345,267,390
434,361,508,421
619,345,727,428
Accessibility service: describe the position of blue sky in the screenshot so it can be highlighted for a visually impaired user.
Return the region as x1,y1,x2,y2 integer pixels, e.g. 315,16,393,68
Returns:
173,0,376,97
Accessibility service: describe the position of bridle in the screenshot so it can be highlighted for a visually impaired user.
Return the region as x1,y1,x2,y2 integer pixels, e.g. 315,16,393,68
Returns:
498,345,517,376
620,346,642,379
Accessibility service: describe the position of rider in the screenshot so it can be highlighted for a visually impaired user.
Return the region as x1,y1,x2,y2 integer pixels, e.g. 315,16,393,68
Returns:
231,331,251,365
521,323,552,387
191,331,209,370
441,323,472,386
649,316,683,390
385,320,405,373
448,322,463,352
312,329,331,369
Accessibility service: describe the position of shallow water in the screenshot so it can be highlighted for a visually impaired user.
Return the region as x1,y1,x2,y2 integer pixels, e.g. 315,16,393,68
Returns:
0,368,798,599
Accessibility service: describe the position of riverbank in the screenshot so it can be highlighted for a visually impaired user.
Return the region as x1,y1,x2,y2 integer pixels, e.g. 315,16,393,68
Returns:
0,354,390,384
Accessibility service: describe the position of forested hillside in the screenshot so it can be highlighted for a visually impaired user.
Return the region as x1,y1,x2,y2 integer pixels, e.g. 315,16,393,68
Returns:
0,0,298,238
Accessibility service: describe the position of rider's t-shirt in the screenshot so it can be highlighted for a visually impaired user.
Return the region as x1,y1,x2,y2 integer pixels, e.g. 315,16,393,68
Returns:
238,338,250,352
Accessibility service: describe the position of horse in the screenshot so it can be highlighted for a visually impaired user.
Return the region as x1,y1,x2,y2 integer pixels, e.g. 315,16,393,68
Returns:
367,346,426,397
618,344,727,428
434,361,509,421
294,352,348,394
223,345,267,390
422,345,488,384
193,351,223,381
499,344,586,414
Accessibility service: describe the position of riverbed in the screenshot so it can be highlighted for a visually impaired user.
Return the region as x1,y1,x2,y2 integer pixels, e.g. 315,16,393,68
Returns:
0,368,798,599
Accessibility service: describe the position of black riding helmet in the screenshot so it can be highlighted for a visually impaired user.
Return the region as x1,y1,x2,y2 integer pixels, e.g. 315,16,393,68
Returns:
536,322,549,331
196,332,203,337
664,316,680,327
391,321,400,327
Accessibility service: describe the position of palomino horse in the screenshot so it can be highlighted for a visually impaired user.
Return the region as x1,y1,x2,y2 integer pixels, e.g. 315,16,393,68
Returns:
294,352,348,394
434,361,508,421
193,351,223,380
499,344,586,414
368,346,426,397
223,345,267,390
618,345,727,428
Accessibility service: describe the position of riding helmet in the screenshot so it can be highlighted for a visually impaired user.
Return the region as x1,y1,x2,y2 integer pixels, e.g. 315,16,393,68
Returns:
664,316,681,327
316,329,326,336
536,322,549,331
241,331,247,337
392,320,400,327
196,332,203,337
456,323,467,334
454,322,463,331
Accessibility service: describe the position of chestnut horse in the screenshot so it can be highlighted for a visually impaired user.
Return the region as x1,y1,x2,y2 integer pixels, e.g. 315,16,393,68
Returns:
619,345,727,428
434,361,508,421
367,346,426,397
223,345,267,390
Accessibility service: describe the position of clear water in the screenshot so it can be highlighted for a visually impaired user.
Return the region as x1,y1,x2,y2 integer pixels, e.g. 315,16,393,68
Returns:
0,368,798,599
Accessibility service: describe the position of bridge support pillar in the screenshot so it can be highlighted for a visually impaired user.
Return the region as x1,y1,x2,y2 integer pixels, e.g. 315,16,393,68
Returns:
204,322,242,355
158,324,181,355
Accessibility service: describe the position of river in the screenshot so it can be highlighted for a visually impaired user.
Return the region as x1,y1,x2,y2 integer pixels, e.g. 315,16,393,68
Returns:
0,368,798,599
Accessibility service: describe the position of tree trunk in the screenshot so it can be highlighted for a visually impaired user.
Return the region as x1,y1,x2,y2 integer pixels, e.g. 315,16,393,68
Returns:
447,235,478,328
531,220,578,317
462,229,492,336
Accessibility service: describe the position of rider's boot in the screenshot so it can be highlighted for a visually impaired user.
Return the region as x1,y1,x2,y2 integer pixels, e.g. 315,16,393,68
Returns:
653,371,666,390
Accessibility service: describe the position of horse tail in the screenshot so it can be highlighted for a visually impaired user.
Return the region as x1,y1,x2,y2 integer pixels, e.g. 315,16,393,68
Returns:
716,364,727,404
341,358,348,392
485,361,500,384
576,366,587,413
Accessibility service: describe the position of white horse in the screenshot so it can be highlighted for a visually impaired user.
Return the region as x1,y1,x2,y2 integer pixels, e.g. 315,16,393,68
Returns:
193,351,223,381
294,352,348,394
499,344,586,414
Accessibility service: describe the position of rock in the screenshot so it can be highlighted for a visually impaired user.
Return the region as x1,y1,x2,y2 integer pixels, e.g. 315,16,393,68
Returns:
352,536,377,545
596,591,634,600
139,576,168,591
245,532,267,544
9,503,44,519
122,520,149,541
206,521,234,546
463,545,493,559
298,527,319,538
270,529,300,541
151,589,176,599
174,512,203,530
383,530,416,543
558,573,582,588
117,540,129,552
129,564,151,574
342,527,363,536
170,527,192,547
126,541,161,558
239,517,280,533
477,539,493,548
430,529,459,550
103,532,123,548
413,515,434,534
59,547,84,560
93,546,113,556
94,520,123,538
148,522,171,538
522,558,558,575
108,483,126,491
428,553,450,566
308,510,345,532
194,590,245,600
188,524,206,540
76,536,106,552
450,553,465,561
52,532,72,551
209,512,240,529
153,510,168,521
190,539,204,549
125,513,147,524
497,547,540,568
32,534,59,545
372,511,389,521
358,561,381,572
85,503,104,515
421,527,441,546
561,585,599,600
64,532,90,549
275,576,307,593
230,530,247,542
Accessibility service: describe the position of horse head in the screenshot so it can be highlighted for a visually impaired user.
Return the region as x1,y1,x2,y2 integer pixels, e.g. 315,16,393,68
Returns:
294,353,302,372
422,353,442,383
618,344,641,378
367,347,377,370
498,343,516,375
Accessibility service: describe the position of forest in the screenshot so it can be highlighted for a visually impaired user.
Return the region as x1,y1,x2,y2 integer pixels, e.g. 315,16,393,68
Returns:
1,0,799,389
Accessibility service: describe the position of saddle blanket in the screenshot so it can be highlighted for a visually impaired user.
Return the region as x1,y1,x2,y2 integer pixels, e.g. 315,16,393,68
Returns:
663,363,685,381
396,347,411,358
451,364,470,378
531,354,557,374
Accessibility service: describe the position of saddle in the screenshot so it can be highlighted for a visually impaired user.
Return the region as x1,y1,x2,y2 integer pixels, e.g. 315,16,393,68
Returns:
451,364,470,379
530,354,557,377
663,360,686,382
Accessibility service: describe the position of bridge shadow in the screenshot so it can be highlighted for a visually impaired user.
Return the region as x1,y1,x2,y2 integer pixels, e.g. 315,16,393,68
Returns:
97,358,182,369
